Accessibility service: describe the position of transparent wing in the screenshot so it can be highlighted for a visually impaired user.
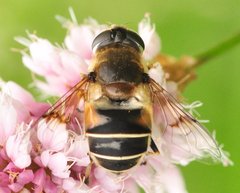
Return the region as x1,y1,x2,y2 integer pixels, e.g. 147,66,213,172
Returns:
34,76,89,134
149,78,222,163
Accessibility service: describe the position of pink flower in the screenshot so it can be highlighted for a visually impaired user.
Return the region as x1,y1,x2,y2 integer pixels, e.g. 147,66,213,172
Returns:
66,136,90,167
32,168,58,193
57,9,108,60
8,169,33,192
5,124,32,169
17,35,88,96
2,162,34,192
61,177,93,193
41,151,71,178
1,81,49,117
90,167,125,192
138,13,161,61
148,62,166,88
0,187,11,193
37,119,68,151
0,172,9,188
64,18,106,60
0,98,20,146
0,86,30,146
147,157,188,193
0,81,49,148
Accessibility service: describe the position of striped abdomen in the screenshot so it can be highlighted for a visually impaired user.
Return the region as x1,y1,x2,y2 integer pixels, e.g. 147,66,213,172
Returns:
86,109,151,172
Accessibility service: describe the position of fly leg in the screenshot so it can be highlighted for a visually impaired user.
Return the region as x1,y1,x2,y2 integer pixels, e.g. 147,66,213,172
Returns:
146,138,160,156
150,138,160,154
141,138,160,165
84,160,93,184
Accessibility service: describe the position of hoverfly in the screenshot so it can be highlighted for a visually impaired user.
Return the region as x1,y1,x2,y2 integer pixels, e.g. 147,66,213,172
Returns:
39,26,222,173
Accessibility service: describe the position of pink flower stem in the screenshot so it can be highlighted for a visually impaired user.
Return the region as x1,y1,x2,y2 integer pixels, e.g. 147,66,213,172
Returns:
193,32,240,67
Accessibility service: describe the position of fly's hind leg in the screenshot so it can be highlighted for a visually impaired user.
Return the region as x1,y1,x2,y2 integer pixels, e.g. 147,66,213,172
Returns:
148,138,160,155
141,138,160,165
84,160,93,184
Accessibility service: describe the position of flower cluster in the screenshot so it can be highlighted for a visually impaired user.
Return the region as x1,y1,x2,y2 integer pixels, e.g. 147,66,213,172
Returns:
0,10,232,193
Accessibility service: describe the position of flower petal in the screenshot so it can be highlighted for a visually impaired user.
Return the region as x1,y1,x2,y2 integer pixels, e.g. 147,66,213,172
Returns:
47,152,70,178
64,18,107,60
32,168,46,187
138,14,161,61
148,157,188,193
17,169,34,185
37,119,68,151
0,172,9,186
5,126,32,169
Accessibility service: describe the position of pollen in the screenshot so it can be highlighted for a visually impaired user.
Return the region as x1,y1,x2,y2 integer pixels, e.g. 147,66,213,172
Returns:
6,170,19,183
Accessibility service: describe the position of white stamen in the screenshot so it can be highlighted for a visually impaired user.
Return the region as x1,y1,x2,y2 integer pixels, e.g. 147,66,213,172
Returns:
69,7,78,25
14,36,32,47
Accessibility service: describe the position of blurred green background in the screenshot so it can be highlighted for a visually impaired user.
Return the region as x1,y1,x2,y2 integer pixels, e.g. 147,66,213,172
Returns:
0,0,239,192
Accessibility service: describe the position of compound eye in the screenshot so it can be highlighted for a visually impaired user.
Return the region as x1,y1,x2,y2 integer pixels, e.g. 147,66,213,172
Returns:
92,30,111,50
92,27,145,52
110,29,116,39
127,30,145,50
92,27,128,51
